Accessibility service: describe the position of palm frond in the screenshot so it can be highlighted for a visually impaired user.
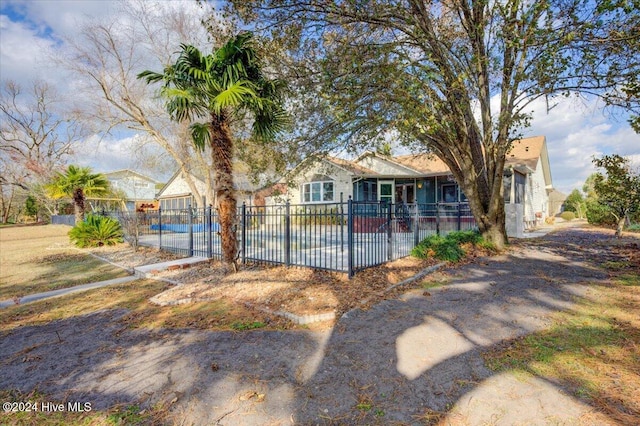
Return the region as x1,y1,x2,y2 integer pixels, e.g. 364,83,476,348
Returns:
189,122,211,152
212,81,257,113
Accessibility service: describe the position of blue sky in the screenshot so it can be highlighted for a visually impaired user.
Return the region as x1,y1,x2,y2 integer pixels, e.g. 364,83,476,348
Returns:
1,0,638,193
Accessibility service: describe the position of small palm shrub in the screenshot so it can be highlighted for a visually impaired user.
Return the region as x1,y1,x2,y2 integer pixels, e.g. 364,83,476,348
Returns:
69,215,123,247
560,211,576,221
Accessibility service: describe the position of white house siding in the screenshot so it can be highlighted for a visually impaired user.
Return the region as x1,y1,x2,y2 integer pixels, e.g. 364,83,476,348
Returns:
111,177,156,200
105,171,158,201
356,155,415,176
528,161,549,223
286,161,353,205
160,173,206,198
159,173,257,208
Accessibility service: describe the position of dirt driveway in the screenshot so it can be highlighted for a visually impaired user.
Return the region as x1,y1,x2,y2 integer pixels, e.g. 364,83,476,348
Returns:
0,226,637,425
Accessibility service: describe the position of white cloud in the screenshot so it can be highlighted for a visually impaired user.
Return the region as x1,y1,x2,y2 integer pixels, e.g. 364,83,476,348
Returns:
0,14,56,84
74,134,138,172
73,133,175,181
524,95,640,194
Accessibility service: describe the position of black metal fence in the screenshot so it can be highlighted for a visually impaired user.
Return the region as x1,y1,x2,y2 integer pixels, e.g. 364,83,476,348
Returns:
111,200,476,277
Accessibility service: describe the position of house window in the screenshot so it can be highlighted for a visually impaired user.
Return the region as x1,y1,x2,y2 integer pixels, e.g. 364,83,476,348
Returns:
302,180,334,203
134,181,149,188
363,181,377,201
442,184,457,203
160,196,192,211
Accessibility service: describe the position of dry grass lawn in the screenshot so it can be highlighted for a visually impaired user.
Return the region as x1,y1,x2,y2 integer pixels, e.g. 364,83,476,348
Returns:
484,230,640,425
0,225,130,300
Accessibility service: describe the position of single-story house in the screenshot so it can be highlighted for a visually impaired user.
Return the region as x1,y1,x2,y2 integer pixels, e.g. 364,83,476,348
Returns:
156,167,264,210
275,136,553,234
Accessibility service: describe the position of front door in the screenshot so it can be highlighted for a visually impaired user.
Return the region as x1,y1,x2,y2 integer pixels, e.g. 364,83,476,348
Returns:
378,181,394,205
395,183,415,204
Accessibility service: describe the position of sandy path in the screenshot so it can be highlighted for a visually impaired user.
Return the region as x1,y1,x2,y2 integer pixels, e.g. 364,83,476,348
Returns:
0,227,628,425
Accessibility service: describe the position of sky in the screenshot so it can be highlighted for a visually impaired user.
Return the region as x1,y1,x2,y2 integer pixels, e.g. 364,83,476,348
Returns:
1,0,639,194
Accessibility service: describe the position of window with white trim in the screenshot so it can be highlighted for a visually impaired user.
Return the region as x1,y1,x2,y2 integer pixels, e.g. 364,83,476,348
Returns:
302,180,334,203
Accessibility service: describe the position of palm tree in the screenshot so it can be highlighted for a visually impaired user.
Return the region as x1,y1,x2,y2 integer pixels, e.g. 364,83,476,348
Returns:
139,32,288,269
46,165,110,224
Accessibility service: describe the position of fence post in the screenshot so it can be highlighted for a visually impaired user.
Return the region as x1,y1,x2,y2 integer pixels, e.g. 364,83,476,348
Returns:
285,200,291,267
158,206,163,250
435,202,440,235
457,202,462,231
347,197,354,278
340,192,344,253
206,204,213,258
387,200,393,261
414,203,420,247
241,202,247,265
188,204,194,257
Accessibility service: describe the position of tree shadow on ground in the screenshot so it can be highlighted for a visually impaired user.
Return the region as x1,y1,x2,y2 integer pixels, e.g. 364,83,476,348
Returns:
0,227,637,425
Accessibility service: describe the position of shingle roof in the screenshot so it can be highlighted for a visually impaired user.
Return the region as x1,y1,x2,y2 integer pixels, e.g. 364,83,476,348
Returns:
391,136,547,174
392,153,452,174
327,156,377,175
505,136,545,170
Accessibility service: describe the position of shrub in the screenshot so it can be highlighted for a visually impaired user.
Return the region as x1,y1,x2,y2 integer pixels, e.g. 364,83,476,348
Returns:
433,239,465,262
410,234,444,259
69,215,123,248
411,231,488,263
585,200,616,226
445,230,482,245
560,211,576,221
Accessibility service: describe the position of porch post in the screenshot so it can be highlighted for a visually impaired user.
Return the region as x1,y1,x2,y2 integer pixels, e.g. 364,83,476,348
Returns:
387,200,393,261
414,202,420,247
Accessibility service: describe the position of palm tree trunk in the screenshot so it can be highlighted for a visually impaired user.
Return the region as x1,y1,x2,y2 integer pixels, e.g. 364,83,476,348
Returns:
73,187,85,224
210,114,238,269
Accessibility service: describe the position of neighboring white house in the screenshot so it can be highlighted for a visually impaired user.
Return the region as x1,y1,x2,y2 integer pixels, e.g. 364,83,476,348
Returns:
156,168,264,210
88,169,160,212
275,136,554,234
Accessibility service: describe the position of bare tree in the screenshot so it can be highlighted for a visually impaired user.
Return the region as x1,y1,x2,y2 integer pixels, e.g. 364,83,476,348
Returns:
0,80,84,221
57,0,229,208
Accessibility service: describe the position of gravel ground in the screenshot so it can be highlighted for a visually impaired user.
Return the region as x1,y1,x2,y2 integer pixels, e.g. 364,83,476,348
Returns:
1,225,638,425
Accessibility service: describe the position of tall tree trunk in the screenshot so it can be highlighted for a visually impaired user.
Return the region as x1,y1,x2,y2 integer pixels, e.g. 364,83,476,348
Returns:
1,184,14,223
458,165,508,250
615,216,625,238
210,114,238,269
73,187,85,224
